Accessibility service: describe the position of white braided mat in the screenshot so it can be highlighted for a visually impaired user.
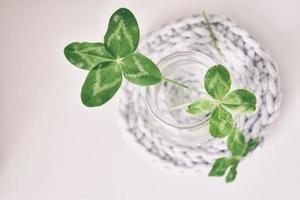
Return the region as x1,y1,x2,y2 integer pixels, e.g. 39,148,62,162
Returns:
118,14,281,173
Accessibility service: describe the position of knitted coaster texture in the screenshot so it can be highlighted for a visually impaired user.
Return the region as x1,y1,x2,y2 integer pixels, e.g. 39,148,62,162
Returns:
118,14,281,173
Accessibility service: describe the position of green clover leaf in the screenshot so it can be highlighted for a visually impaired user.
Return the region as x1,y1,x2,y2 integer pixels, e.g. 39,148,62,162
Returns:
64,8,164,107
225,160,239,183
243,139,260,156
188,65,257,139
104,8,140,58
81,62,122,107
227,128,246,156
63,8,261,183
209,106,233,138
209,136,260,183
222,89,257,113
121,53,162,85
205,65,231,100
64,42,114,70
209,157,233,176
186,99,215,115
185,21,259,183
209,157,239,182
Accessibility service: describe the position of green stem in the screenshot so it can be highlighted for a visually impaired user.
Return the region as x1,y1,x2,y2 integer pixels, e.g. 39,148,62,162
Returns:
162,77,201,92
202,11,222,58
162,77,189,89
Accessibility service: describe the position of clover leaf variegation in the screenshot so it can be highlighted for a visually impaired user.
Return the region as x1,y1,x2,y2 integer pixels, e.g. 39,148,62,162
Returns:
81,62,122,107
65,8,164,108
227,128,246,156
209,106,233,138
121,53,162,85
186,63,259,182
187,99,215,115
104,8,140,58
209,156,240,182
64,42,114,70
243,139,260,156
210,135,260,183
209,157,233,176
225,160,239,182
205,65,231,100
64,8,260,183
223,89,256,113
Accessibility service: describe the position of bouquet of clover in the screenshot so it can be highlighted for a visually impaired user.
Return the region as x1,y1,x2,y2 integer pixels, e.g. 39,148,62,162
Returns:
64,8,260,182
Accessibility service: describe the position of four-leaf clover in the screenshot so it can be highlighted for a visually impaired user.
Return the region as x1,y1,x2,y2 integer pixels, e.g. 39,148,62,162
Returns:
187,64,259,182
187,65,257,138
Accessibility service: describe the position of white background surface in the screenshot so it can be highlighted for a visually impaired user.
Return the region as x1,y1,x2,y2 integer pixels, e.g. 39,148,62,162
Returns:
1,0,300,199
